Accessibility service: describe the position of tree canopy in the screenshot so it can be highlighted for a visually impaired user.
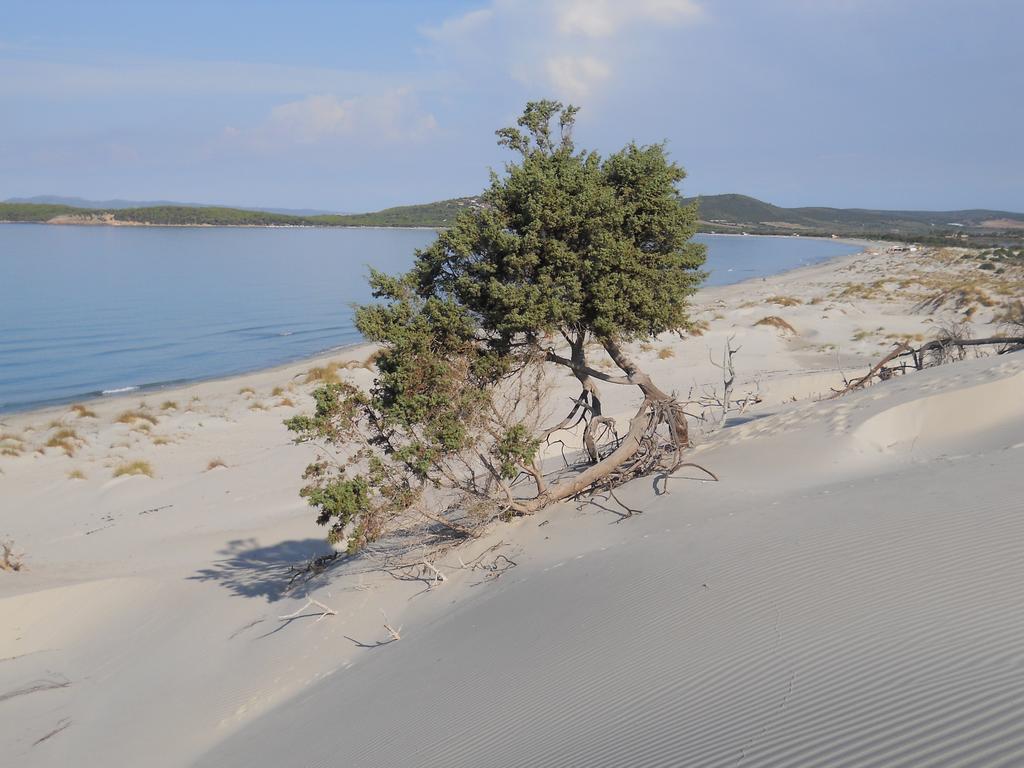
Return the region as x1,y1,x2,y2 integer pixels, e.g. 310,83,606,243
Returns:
287,100,707,552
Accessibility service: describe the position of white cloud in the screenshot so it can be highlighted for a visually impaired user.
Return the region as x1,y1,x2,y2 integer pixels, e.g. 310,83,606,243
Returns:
544,55,611,101
269,94,354,143
239,89,439,149
421,7,495,42
555,0,702,38
424,0,703,102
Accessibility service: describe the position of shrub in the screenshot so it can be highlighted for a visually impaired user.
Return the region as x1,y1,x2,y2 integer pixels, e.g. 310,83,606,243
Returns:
766,295,802,307
754,316,797,334
116,409,158,426
113,460,153,478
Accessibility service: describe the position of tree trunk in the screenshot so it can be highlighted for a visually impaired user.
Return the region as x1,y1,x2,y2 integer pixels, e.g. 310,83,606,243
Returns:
520,399,651,513
601,337,689,446
570,336,603,463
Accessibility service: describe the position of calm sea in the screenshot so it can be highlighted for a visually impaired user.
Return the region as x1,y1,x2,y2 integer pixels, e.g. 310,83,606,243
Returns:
0,225,860,412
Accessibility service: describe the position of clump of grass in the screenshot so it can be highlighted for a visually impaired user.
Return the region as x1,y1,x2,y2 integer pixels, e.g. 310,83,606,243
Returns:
113,460,153,478
766,295,802,307
639,342,656,353
249,402,267,412
115,409,158,426
152,436,174,446
754,316,797,334
304,362,343,384
277,396,296,408
270,386,285,397
238,386,256,396
206,458,227,471
46,427,83,456
658,347,676,359
1,432,25,457
70,403,97,418
687,319,709,337
361,350,383,370
68,468,87,480
160,400,178,411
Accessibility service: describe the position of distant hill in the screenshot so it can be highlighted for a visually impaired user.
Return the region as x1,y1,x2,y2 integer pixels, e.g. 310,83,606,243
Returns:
2,193,1021,243
0,196,482,229
682,193,1024,239
4,195,336,217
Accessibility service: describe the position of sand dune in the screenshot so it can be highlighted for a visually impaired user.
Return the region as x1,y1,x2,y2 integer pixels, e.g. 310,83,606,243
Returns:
196,354,1024,767
3,243,1023,766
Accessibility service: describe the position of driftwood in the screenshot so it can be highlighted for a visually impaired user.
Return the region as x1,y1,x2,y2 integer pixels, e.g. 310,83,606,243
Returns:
833,335,1024,397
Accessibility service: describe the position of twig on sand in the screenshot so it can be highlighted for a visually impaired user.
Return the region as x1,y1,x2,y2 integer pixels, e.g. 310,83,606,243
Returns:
32,718,72,747
421,559,446,586
278,597,337,623
381,609,402,641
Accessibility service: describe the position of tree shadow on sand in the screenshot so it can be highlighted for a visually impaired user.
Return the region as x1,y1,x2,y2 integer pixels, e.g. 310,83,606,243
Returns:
189,538,336,602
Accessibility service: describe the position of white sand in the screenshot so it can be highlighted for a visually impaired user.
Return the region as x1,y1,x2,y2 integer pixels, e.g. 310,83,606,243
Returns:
2,243,1023,766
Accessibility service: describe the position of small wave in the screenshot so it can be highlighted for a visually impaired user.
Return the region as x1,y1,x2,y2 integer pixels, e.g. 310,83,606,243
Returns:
102,386,139,395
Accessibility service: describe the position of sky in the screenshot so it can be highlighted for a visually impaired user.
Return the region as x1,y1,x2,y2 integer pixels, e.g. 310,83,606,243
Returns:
2,0,1021,213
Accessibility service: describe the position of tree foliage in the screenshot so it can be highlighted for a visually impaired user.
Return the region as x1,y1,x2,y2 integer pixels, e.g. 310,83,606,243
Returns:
288,101,707,552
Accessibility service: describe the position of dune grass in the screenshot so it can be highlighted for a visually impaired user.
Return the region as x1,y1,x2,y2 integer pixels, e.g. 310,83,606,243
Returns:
68,468,87,480
206,458,227,471
271,386,285,397
115,409,158,426
766,295,802,307
46,427,83,456
305,362,343,384
754,316,797,334
70,403,97,418
113,460,153,478
277,396,296,408
238,386,256,396
1,432,26,457
658,347,676,359
161,400,178,411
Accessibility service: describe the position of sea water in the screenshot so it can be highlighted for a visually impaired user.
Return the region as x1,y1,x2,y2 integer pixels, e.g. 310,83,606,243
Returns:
0,225,860,412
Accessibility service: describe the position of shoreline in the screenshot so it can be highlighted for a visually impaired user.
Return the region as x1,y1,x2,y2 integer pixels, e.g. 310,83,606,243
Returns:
0,240,876,420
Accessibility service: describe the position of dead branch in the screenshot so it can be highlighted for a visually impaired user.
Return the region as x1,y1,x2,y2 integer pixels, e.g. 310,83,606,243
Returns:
420,559,446,586
278,597,338,623
381,609,402,641
832,335,1024,397
1,540,24,572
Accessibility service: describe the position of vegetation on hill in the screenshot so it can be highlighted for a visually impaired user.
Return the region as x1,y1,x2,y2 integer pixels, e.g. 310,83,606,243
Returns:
3,192,1022,245
285,100,707,552
0,198,477,228
685,193,1024,243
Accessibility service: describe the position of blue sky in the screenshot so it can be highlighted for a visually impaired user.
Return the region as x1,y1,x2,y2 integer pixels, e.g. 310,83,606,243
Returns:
2,0,1021,212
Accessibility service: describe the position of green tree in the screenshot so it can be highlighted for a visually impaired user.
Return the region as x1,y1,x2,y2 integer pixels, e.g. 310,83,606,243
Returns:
288,101,707,552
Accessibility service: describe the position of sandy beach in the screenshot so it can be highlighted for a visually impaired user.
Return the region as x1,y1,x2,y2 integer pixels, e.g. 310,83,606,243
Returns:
3,242,1024,766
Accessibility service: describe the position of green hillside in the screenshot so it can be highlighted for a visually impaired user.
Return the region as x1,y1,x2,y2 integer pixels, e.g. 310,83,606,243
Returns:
3,193,1022,244
683,194,1024,241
